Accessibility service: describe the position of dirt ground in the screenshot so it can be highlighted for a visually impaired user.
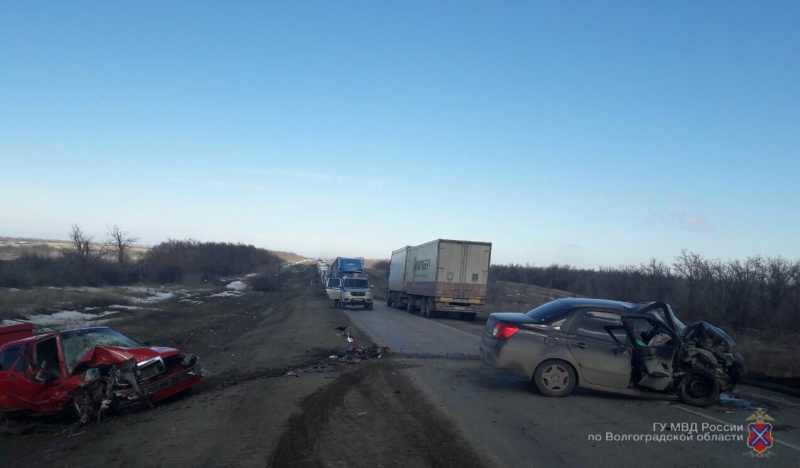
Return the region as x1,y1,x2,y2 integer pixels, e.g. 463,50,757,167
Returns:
0,267,491,468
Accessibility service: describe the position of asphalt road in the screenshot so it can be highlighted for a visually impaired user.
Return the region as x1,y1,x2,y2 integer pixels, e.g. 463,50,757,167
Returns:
344,302,800,467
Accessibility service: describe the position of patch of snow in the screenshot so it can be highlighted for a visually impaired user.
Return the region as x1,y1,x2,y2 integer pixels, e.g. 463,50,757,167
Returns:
22,310,119,327
245,273,258,278
179,298,204,305
128,292,174,303
109,305,144,310
226,281,248,291
208,291,244,298
122,287,176,304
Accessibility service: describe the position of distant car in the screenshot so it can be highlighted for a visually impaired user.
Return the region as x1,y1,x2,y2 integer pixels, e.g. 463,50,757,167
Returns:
480,298,745,407
0,324,203,422
326,277,343,306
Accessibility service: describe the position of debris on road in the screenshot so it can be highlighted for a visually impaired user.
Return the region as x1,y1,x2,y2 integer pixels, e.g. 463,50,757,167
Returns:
329,343,391,363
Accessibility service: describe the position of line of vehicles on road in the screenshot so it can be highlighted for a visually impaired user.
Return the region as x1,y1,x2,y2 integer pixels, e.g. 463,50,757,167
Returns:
319,257,374,310
320,239,493,320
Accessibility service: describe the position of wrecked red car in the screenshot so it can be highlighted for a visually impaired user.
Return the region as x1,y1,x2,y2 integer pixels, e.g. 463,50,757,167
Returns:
0,323,203,423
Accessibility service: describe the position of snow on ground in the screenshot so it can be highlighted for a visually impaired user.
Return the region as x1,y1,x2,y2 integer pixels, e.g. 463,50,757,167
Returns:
4,310,120,327
245,273,258,278
179,299,204,305
208,291,244,298
122,286,177,303
226,281,248,291
83,305,144,311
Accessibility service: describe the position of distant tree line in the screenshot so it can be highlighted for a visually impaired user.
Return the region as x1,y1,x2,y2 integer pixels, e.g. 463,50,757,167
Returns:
490,250,800,333
0,225,282,288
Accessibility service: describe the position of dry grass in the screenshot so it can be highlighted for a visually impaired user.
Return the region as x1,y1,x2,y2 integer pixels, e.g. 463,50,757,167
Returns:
730,331,800,381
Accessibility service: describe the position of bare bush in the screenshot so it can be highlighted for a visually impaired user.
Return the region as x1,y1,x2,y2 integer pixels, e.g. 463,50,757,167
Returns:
62,224,94,268
107,225,138,265
142,239,283,284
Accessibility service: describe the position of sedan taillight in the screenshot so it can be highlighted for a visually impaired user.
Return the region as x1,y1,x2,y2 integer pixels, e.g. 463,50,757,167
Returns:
491,322,520,340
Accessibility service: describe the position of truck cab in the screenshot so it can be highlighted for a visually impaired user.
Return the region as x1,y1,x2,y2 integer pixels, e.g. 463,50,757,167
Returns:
339,275,373,310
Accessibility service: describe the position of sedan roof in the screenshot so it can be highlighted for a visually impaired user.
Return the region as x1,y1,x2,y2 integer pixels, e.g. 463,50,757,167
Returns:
550,298,660,314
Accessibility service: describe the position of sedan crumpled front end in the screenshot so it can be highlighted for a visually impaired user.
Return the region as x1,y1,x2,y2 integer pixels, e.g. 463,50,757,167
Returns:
678,321,746,394
71,345,204,423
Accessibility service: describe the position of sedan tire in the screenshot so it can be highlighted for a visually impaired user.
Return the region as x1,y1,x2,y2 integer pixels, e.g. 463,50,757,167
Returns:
533,359,576,398
680,369,719,407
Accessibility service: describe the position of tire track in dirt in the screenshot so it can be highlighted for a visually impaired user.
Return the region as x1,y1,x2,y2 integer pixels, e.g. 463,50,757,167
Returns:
267,361,493,468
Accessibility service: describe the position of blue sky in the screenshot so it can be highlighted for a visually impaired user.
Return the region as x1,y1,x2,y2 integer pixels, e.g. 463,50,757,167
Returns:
1,1,798,267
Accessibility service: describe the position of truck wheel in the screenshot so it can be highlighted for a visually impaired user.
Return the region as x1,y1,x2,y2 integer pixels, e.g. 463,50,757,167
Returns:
339,300,346,310
533,359,576,398
333,299,339,308
426,298,437,319
387,293,393,306
366,303,373,310
408,295,416,313
680,369,720,407
460,313,476,322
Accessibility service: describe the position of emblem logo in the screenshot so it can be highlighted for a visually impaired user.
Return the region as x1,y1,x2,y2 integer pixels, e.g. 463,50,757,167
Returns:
746,408,774,454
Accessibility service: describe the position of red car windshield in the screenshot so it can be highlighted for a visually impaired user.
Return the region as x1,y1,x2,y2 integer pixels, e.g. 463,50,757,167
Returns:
60,328,142,373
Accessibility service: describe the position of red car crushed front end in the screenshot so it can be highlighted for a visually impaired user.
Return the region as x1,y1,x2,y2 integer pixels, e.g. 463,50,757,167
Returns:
0,325,204,423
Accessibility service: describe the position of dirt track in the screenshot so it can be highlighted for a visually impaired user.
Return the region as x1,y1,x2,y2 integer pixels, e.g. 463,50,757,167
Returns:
0,268,490,468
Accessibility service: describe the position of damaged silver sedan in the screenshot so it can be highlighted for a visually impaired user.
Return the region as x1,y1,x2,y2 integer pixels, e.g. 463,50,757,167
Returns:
480,299,745,407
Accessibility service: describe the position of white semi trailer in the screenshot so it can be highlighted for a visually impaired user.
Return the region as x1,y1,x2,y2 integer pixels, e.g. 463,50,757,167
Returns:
387,239,492,321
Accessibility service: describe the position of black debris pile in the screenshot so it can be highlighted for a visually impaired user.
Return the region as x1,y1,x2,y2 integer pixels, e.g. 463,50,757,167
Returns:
329,335,390,363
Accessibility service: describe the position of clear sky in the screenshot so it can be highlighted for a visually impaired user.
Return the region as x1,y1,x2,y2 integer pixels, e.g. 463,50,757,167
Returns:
1,1,798,267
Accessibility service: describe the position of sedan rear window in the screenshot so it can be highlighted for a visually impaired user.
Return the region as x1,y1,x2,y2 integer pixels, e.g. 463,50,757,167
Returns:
525,300,571,323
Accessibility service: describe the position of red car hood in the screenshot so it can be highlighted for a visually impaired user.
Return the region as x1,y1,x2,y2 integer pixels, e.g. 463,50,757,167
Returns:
75,345,182,369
